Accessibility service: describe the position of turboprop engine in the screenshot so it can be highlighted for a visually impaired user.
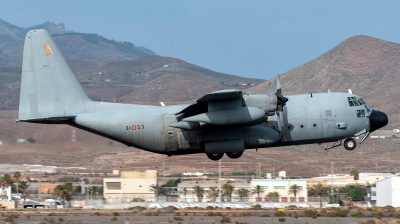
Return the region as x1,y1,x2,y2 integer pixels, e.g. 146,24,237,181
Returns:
169,107,266,130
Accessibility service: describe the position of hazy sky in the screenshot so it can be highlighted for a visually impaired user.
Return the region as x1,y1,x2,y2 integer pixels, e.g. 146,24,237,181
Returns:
1,1,399,80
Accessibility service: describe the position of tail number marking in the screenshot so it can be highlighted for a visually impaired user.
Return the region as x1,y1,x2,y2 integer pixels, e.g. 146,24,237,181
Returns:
126,125,144,130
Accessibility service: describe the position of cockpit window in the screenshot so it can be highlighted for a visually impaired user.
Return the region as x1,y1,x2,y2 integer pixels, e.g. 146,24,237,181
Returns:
357,109,365,117
348,97,365,107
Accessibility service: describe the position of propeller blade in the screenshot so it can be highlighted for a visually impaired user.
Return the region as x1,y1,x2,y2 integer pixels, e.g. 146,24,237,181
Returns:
275,74,287,132
277,107,284,131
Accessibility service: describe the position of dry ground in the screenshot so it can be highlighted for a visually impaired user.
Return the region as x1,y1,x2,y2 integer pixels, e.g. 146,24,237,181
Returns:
1,207,400,224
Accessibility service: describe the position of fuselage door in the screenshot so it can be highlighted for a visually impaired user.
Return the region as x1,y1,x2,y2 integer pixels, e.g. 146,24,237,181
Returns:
322,109,335,139
165,127,178,151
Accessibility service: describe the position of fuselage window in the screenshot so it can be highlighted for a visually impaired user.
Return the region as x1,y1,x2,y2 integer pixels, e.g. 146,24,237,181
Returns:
357,110,365,117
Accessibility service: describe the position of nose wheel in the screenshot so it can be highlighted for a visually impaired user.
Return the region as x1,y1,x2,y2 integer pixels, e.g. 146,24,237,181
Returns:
344,138,356,151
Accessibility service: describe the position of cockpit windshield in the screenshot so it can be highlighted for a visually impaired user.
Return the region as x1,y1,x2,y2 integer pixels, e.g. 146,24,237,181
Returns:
347,97,366,107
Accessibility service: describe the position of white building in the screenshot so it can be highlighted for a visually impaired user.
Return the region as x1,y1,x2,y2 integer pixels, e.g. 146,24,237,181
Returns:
373,177,400,207
359,173,395,182
103,170,157,201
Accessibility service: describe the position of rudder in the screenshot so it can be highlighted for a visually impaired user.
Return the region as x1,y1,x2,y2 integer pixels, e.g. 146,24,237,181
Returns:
18,29,93,121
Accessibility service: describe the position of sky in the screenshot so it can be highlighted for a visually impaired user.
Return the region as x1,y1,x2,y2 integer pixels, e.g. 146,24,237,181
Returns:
1,1,399,80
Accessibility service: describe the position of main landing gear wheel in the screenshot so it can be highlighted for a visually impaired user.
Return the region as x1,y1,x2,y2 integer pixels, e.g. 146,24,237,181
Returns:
206,153,224,160
344,138,356,151
226,151,243,159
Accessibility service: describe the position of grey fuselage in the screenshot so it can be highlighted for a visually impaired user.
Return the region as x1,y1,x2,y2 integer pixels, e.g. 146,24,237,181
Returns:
69,92,370,155
18,29,385,158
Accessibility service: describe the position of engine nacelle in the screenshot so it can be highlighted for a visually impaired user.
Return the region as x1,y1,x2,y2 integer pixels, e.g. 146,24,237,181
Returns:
245,94,278,115
182,107,266,126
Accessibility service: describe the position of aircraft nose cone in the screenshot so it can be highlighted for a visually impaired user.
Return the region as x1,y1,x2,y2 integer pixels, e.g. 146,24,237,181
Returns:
369,110,388,132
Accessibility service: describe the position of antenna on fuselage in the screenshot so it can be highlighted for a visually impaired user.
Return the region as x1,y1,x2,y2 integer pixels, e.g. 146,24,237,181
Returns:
348,89,352,94
328,89,330,93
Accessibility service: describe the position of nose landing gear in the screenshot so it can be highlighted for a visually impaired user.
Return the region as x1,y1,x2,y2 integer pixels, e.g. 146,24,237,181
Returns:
344,138,356,151
325,138,357,151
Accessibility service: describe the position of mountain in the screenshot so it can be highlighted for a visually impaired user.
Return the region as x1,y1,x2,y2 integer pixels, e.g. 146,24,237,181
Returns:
0,18,156,66
0,18,67,38
0,56,262,110
247,35,400,128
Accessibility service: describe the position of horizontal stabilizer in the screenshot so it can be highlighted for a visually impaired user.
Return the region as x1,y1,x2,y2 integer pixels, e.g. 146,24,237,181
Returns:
16,116,76,124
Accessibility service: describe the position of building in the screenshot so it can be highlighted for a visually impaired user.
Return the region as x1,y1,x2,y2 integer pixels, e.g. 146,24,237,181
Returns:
370,177,400,207
308,172,396,187
39,184,59,194
103,170,157,201
176,177,309,203
359,173,395,182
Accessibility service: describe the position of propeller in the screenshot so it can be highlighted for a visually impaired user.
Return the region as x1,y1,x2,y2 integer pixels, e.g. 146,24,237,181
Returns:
276,74,288,131
265,74,288,131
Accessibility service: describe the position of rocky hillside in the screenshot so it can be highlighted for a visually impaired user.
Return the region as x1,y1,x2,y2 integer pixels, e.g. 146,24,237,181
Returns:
247,35,400,128
0,19,156,67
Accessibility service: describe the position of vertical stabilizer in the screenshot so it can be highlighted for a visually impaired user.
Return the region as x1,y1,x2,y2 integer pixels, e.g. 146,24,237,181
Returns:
18,29,93,121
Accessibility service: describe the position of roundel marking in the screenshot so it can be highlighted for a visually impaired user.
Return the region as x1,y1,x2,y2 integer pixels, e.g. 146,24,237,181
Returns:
131,125,137,130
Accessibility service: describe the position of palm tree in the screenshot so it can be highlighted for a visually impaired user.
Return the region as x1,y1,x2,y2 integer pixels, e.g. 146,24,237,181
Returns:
309,183,326,208
1,174,13,186
222,183,235,202
18,181,30,203
13,171,21,197
251,185,265,198
181,187,188,202
149,184,159,200
54,183,73,206
235,188,250,202
266,191,280,197
288,184,303,198
207,186,219,202
193,185,204,202
350,169,359,180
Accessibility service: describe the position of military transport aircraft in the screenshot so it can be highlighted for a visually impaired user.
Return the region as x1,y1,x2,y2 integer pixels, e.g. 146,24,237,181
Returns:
16,30,388,160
